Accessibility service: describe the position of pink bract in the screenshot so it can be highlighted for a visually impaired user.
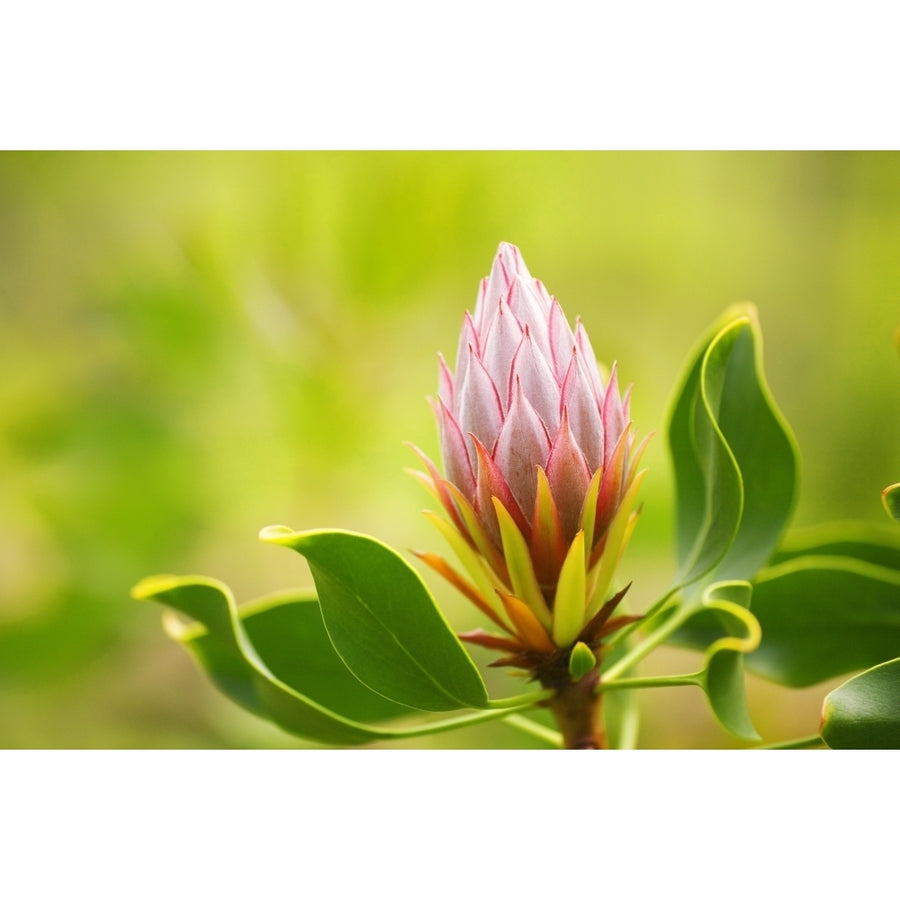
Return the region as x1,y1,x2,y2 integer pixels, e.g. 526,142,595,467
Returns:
412,243,647,656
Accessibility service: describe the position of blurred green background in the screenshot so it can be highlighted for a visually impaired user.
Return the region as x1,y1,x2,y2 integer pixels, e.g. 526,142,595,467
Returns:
1,151,898,748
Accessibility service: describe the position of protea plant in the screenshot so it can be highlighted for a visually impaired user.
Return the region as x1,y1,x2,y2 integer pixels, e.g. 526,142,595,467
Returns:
411,242,649,747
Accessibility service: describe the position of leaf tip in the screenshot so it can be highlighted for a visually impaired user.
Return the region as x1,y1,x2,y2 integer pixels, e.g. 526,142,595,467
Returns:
881,483,900,522
131,574,180,601
259,524,300,545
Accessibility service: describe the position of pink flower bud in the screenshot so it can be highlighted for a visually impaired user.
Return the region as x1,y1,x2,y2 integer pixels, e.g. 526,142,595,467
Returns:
412,243,648,664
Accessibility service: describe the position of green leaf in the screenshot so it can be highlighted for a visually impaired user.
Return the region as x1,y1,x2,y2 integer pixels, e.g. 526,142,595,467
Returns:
821,658,900,749
259,526,489,711
182,590,416,723
883,484,900,523
751,556,900,687
133,576,410,745
134,576,513,745
698,581,760,742
602,582,759,742
770,521,900,571
668,308,798,587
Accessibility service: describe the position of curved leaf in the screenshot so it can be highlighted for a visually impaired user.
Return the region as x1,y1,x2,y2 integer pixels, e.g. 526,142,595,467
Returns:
770,521,900,571
668,308,798,587
698,581,760,742
260,526,489,711
668,319,743,584
749,556,900,687
821,658,900,749
133,576,409,745
133,576,511,745
608,581,759,742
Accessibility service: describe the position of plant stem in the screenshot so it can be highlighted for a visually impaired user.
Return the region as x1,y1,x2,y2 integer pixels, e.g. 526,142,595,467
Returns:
599,673,700,691
487,689,553,709
503,714,564,748
602,601,694,682
545,671,606,749
604,585,680,652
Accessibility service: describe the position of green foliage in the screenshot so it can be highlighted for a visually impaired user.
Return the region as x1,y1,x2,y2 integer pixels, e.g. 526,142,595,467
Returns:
259,526,490,711
659,308,797,738
133,576,402,745
668,308,798,588
670,549,900,690
133,576,513,745
697,581,760,742
749,556,900,687
821,658,900,749
770,521,900,571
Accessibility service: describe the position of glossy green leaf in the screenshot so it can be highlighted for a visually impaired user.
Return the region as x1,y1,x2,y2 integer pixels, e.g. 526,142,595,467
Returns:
674,556,900,688
260,526,489,711
181,590,416,724
748,556,900,687
134,576,513,745
133,576,409,745
698,581,760,742
821,658,900,749
770,521,900,571
605,582,759,742
668,308,798,587
883,484,900,523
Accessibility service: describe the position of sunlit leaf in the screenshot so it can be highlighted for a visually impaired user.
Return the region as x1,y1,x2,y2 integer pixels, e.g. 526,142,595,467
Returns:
821,658,900,749
668,308,798,587
260,526,489,711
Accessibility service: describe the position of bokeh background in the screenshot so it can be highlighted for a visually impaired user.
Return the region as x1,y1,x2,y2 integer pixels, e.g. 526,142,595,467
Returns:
1,151,898,748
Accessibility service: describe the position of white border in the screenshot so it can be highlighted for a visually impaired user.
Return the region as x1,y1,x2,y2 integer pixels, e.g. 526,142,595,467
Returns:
3,3,898,149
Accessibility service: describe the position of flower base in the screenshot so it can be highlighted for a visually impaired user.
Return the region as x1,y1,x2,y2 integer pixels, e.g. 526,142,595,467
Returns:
543,670,606,750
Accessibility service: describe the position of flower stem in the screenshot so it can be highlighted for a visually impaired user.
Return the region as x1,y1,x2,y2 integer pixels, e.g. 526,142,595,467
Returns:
545,671,606,749
502,714,564,748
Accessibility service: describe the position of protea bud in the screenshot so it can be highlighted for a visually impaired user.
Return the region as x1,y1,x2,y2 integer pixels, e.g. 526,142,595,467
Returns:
411,243,648,691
